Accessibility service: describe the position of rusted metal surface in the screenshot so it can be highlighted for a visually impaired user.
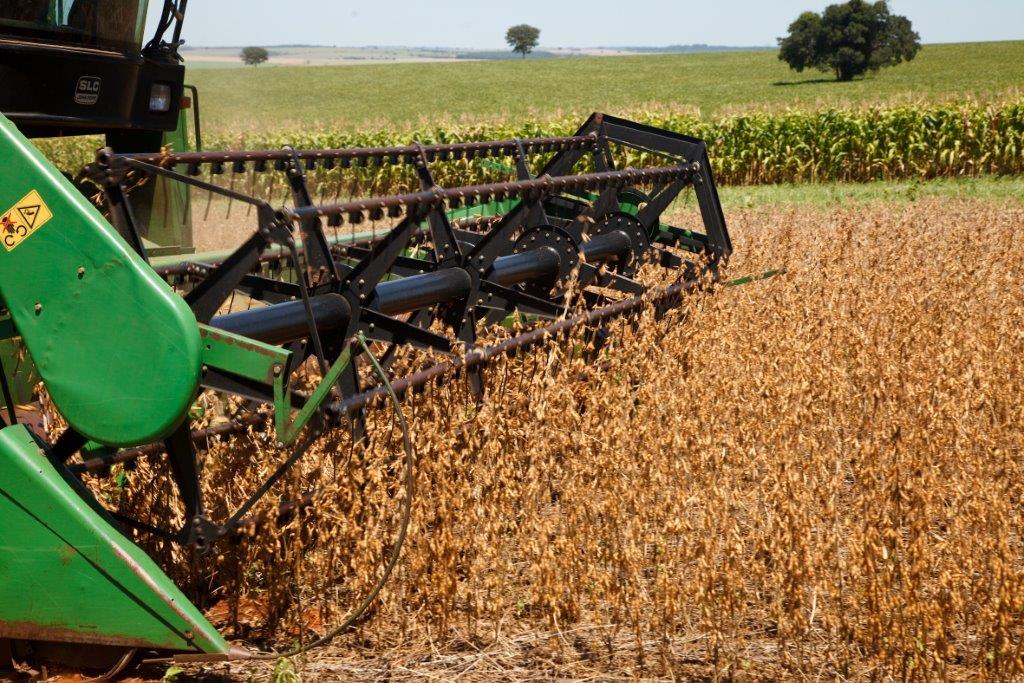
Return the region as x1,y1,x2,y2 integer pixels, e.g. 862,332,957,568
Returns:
142,644,252,664
288,164,697,224
451,214,502,232
118,135,599,167
70,413,270,474
0,622,157,650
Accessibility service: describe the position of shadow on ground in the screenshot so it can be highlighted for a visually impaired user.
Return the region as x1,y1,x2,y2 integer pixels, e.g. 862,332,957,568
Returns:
771,77,847,86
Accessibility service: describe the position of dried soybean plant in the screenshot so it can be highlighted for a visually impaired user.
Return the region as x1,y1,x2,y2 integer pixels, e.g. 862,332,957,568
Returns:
90,198,1024,679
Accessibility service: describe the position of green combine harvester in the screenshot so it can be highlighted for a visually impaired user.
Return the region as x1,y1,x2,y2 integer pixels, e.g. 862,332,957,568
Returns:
0,0,733,676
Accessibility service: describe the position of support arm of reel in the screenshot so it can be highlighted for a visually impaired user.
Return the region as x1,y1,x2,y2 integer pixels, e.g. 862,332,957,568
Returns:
197,324,353,447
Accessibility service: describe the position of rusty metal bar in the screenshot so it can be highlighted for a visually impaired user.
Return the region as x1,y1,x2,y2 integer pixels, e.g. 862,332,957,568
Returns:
115,135,598,167
69,270,709,475
290,164,697,223
151,232,422,279
71,413,270,474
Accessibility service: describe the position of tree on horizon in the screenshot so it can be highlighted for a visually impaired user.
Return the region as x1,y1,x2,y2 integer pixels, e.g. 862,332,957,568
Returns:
778,0,920,81
505,25,541,59
240,46,270,66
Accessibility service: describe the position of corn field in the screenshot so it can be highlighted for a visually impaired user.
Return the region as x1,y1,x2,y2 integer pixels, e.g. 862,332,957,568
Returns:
69,196,1024,680
39,100,1024,191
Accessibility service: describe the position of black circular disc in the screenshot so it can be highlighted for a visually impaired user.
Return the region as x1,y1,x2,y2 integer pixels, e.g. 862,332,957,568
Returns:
510,225,581,297
589,212,650,276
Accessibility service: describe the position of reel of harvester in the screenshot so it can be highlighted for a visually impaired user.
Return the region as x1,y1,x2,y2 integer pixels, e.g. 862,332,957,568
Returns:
0,112,731,672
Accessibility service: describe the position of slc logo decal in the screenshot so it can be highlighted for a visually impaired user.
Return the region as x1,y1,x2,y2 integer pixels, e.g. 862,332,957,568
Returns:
75,75,101,105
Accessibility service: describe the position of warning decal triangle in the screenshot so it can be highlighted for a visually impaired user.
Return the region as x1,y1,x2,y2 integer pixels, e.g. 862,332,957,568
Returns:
17,205,40,229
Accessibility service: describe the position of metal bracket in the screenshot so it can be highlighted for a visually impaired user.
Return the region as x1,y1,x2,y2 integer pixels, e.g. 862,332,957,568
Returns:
198,324,349,446
284,146,339,288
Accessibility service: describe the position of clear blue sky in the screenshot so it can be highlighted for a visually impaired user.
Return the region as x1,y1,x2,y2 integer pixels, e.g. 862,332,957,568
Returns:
153,1,1024,48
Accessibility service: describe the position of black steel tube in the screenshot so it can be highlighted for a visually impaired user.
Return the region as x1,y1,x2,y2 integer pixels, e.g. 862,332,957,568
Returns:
372,246,565,316
363,232,633,319
329,272,711,418
370,269,472,316
210,293,351,345
581,230,632,264
489,247,561,287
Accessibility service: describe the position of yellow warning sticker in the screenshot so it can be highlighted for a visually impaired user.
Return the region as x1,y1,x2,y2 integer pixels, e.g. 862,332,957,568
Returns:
1,190,53,252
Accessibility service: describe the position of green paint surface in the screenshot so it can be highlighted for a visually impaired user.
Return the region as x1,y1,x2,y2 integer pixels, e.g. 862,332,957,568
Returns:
0,114,201,446
144,106,196,256
0,424,228,653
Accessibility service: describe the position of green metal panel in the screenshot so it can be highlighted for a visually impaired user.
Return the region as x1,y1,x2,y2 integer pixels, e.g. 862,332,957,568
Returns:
0,315,35,407
145,106,195,256
0,339,38,406
0,113,201,446
198,324,290,385
0,424,228,654
197,323,353,445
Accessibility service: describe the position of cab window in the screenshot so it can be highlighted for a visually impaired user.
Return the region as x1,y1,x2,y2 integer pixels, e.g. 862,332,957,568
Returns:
0,0,148,52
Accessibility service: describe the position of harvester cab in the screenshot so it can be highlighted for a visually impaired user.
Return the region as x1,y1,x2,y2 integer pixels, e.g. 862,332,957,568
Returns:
0,0,187,138
0,7,735,678
0,0,197,256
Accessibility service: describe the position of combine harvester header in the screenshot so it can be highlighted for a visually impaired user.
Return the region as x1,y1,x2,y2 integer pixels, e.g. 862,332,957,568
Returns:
0,110,732,674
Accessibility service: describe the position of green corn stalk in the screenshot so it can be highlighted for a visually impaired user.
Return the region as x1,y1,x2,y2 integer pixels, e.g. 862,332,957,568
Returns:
36,100,1024,191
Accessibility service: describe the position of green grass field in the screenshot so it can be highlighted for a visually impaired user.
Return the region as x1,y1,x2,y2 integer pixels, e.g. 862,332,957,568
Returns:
186,41,1024,135
717,175,1024,207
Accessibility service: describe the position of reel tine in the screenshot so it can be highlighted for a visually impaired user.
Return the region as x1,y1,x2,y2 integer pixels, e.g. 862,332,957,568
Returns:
245,163,257,217
225,165,237,219
203,164,215,221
